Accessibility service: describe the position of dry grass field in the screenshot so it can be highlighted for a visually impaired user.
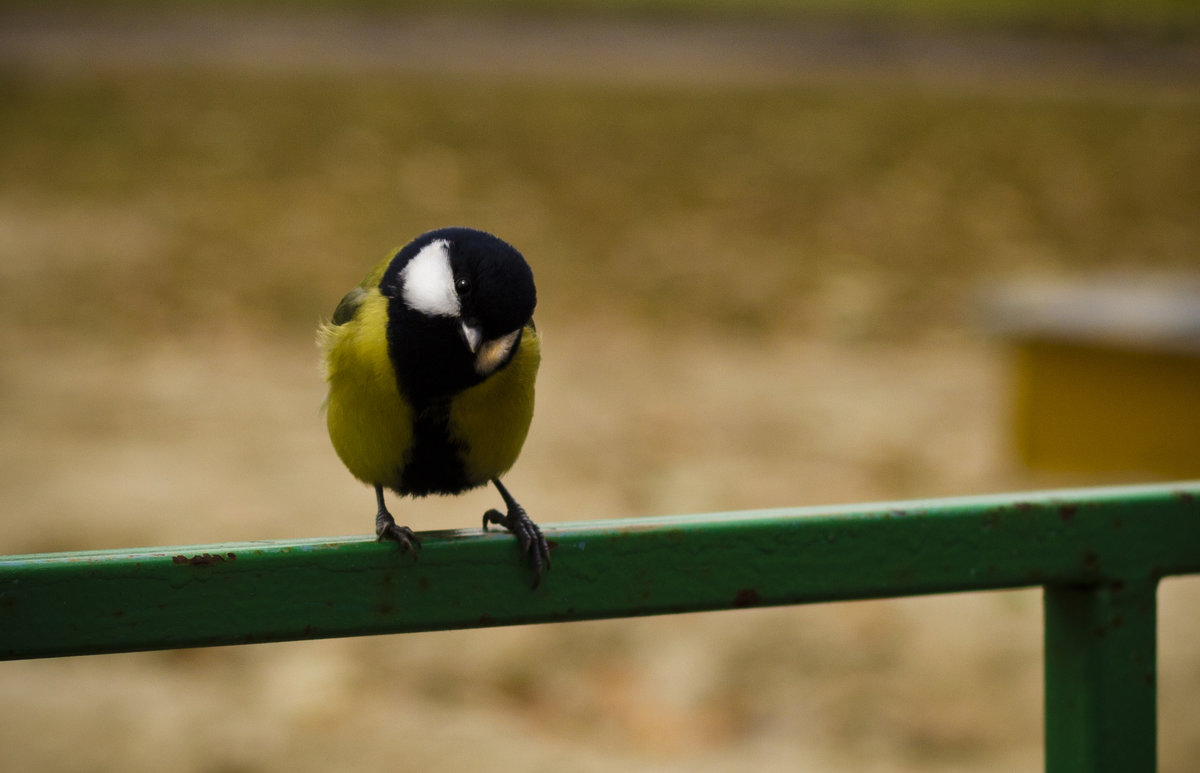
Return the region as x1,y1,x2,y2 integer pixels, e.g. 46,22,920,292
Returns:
1,9,1198,772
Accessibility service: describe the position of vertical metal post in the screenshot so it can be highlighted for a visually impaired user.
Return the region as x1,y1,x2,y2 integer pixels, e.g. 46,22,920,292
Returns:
1044,580,1157,773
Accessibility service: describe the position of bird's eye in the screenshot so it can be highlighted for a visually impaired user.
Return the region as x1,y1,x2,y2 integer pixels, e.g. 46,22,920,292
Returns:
454,277,472,296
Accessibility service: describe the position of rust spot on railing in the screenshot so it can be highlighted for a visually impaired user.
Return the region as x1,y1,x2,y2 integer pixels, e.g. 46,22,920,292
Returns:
171,553,236,567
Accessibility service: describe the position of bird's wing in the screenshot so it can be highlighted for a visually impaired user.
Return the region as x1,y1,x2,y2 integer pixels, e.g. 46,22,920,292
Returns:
331,286,368,325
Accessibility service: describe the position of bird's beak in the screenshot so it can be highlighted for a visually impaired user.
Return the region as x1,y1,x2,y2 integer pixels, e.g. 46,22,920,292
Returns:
473,328,522,376
460,321,484,354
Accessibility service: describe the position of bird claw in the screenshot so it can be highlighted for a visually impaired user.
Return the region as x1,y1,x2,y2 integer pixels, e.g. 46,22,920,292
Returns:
483,505,551,588
376,511,421,560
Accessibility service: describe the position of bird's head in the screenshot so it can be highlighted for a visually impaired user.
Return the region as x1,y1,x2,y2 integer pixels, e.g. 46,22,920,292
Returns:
381,227,536,398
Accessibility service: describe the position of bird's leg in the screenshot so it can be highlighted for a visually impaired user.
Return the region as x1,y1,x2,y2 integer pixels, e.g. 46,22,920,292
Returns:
483,478,550,588
375,484,420,558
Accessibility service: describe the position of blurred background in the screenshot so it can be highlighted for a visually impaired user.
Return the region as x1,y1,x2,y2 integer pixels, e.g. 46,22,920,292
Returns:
1,1,1198,771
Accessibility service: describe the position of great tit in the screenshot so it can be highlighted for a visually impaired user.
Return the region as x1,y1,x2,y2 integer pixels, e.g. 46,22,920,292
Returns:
319,227,550,587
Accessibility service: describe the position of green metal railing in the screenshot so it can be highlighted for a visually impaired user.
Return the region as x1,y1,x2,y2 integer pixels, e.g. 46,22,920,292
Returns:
2,482,1197,771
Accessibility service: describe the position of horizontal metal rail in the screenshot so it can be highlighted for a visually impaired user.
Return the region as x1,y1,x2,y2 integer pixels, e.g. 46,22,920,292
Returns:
2,483,1196,658
1,482,1197,772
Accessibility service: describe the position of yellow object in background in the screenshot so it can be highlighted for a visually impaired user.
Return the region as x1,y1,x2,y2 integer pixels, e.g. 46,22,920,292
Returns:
989,276,1200,478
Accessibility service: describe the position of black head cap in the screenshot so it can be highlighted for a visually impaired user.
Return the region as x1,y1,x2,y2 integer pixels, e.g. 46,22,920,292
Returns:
381,227,536,401
439,227,536,339
383,227,535,333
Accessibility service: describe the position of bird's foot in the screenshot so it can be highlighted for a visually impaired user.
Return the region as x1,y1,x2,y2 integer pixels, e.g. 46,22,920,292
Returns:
376,508,421,559
483,493,550,588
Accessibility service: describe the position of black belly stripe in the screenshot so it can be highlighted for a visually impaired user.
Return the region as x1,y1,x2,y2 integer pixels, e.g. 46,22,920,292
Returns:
395,403,474,496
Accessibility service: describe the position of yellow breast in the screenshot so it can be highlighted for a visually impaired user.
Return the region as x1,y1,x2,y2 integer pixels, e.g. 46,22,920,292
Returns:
319,287,413,487
449,323,541,484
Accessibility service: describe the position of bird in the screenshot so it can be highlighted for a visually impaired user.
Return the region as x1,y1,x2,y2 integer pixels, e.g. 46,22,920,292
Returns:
318,226,550,587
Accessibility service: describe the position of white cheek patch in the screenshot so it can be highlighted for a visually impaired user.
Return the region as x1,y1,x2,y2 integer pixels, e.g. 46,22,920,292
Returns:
400,240,460,318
